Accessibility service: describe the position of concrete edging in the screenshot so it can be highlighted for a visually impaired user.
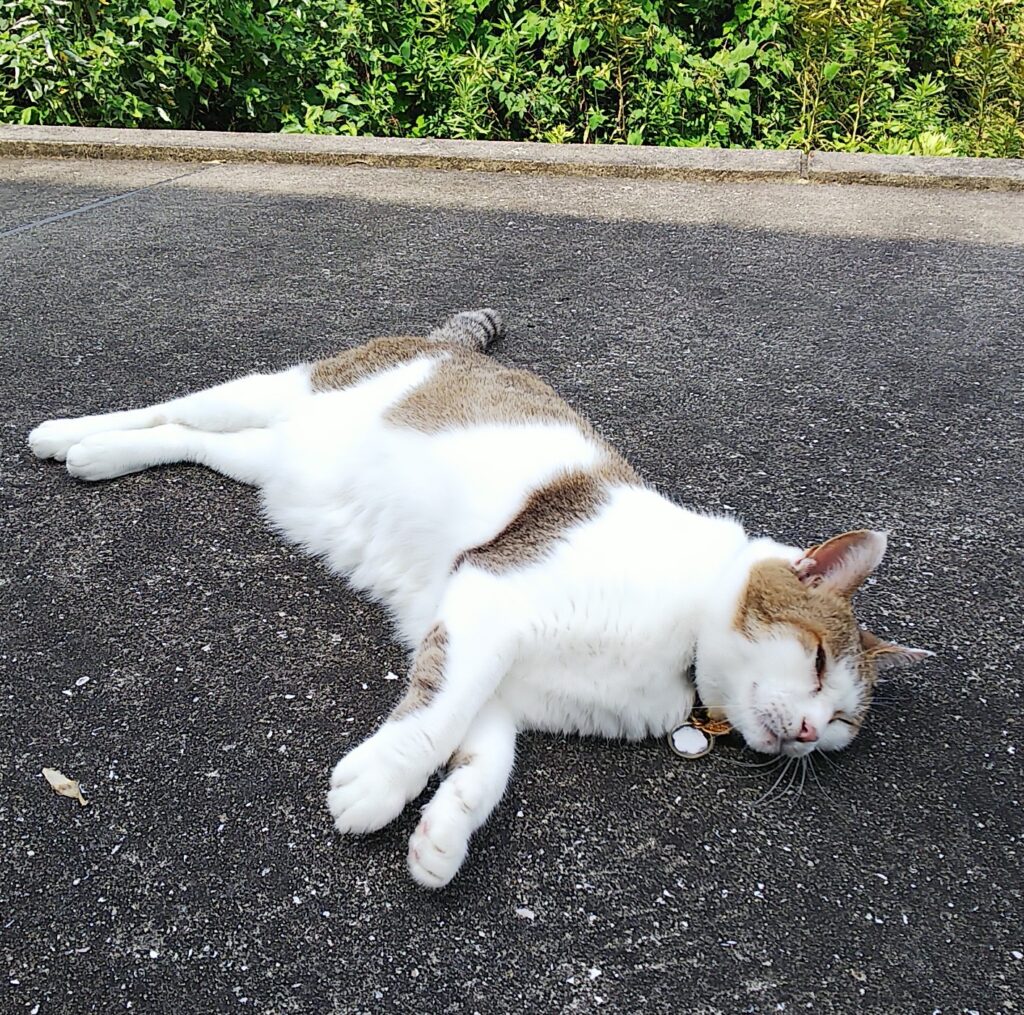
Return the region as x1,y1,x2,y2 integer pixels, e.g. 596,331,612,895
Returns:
1,125,1022,191
808,150,1024,191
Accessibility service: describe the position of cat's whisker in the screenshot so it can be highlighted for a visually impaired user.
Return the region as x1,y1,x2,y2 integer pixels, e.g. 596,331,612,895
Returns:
720,754,784,769
805,755,839,810
723,763,786,782
777,757,801,807
749,757,795,809
770,760,800,807
787,757,808,808
814,749,844,774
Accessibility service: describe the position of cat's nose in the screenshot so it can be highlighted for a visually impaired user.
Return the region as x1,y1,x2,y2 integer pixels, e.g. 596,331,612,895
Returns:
795,719,819,743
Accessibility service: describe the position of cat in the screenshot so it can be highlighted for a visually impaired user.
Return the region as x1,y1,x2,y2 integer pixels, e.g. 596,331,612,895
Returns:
28,309,931,888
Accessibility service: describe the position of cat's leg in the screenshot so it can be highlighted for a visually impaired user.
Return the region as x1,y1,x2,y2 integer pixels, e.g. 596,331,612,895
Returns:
407,700,516,889
29,365,311,460
327,569,519,835
65,425,276,485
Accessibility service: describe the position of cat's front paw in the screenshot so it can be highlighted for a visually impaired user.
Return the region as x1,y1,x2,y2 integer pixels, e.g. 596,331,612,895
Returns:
407,799,472,889
29,418,90,461
327,731,429,835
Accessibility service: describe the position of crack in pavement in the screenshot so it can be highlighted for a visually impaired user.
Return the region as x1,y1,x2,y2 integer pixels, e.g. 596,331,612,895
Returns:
0,164,214,240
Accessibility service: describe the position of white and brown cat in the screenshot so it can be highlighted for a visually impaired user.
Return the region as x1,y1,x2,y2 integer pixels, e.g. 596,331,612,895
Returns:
28,310,930,888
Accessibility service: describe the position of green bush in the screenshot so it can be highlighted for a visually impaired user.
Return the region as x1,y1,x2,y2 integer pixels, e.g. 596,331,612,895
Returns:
1,0,1021,155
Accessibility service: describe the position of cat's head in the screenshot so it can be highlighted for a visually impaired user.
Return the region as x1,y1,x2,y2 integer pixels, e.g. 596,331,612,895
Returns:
697,530,931,756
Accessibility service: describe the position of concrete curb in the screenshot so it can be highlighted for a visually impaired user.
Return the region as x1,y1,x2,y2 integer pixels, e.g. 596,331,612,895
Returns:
808,150,1024,191
1,125,1022,191
0,126,800,183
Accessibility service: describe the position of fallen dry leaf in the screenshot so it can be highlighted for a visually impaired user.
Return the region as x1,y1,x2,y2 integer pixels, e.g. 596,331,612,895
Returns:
42,767,88,806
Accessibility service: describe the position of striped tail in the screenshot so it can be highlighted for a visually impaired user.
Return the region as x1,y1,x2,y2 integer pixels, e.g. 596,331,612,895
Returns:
427,308,504,353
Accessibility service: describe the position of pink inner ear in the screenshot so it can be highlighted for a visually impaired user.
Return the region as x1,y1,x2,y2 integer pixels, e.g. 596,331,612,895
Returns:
798,532,861,580
795,530,884,590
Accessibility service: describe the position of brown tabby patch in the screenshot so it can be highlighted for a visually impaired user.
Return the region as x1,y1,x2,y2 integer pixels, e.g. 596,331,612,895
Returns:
447,749,474,772
310,336,441,392
455,458,639,573
312,336,611,440
736,560,867,674
391,622,448,720
386,351,600,435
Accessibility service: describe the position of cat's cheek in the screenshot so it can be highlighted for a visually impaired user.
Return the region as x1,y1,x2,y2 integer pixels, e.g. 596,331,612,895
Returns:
819,726,857,752
733,718,780,755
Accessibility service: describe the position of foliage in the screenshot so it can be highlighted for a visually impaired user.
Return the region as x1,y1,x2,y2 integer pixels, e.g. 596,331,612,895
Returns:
0,0,1021,155
787,0,1024,154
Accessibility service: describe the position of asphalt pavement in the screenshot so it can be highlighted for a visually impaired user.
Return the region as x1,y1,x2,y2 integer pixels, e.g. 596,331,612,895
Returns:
1,155,1022,1014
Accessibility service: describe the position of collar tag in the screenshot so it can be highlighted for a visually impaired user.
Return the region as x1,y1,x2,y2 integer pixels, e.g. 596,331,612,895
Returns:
667,709,733,760
668,722,715,759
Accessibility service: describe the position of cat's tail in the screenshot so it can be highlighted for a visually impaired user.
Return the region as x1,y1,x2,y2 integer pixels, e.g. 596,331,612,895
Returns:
427,309,504,353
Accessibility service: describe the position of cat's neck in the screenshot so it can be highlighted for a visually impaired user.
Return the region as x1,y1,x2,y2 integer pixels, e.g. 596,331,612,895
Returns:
689,525,802,705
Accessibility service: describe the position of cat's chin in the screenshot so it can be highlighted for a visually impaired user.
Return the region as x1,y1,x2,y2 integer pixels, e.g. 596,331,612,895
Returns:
780,740,817,758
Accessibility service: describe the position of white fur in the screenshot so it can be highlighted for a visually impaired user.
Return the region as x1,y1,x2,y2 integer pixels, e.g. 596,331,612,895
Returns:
28,354,878,887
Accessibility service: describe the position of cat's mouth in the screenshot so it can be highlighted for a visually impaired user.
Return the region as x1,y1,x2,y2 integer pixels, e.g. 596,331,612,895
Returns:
748,714,816,757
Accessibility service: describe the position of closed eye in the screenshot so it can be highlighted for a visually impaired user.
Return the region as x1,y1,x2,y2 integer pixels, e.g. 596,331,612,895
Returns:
831,713,858,727
814,643,827,689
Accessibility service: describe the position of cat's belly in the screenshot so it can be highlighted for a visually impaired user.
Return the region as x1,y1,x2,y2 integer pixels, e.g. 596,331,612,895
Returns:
498,644,696,740
257,370,600,644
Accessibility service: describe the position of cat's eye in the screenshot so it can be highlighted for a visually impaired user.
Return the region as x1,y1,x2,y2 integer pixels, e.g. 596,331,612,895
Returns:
831,713,857,727
814,644,827,688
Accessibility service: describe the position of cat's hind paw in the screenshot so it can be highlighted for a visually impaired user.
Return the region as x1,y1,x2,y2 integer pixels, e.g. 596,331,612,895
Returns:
327,734,427,836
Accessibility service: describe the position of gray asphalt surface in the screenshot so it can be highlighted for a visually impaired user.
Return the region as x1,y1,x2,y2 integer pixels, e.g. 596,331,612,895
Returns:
1,157,1022,1015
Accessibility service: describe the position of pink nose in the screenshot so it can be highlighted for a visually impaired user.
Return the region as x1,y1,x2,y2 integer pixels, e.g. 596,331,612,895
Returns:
796,719,819,743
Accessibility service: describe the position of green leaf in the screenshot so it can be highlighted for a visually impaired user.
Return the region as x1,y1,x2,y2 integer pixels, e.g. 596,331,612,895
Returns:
729,63,750,88
732,39,757,63
822,61,842,82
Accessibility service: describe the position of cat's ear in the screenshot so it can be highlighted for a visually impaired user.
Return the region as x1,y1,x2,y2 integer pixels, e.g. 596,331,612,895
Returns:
860,628,935,669
794,529,887,597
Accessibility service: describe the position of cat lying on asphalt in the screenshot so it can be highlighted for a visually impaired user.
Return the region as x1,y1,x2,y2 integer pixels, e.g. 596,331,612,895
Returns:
28,309,930,888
